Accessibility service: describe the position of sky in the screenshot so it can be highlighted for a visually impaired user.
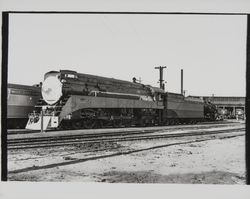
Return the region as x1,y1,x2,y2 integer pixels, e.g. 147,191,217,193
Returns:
8,13,247,97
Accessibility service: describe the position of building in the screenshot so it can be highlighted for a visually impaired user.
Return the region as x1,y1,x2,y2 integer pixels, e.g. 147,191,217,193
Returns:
203,96,245,118
189,96,245,118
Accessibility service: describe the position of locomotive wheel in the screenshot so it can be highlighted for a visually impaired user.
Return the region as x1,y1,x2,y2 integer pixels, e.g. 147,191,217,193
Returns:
60,121,72,130
83,119,95,129
94,120,103,129
72,120,83,129
145,120,153,127
64,124,72,130
124,120,132,127
139,119,146,127
113,120,122,128
151,119,155,126
174,119,179,125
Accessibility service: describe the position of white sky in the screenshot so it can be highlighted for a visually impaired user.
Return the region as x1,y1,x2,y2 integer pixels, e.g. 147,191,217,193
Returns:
8,13,247,97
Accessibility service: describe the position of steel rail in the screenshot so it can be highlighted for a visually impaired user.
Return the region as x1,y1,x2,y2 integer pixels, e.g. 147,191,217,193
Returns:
8,123,242,143
8,127,245,150
7,120,240,135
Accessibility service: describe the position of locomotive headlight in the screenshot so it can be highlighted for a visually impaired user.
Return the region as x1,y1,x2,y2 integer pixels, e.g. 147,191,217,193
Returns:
42,75,63,105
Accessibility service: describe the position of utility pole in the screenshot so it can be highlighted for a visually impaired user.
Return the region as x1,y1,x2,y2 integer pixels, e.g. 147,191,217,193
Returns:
181,69,183,95
155,66,166,90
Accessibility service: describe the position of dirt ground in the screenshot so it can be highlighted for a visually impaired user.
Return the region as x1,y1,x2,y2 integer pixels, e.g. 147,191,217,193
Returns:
8,125,246,184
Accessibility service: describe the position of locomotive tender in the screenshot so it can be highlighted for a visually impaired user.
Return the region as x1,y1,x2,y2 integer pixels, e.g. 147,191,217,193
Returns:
26,70,208,130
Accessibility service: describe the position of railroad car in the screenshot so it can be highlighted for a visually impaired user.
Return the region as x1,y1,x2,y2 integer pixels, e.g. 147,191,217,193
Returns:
7,83,41,129
25,70,215,130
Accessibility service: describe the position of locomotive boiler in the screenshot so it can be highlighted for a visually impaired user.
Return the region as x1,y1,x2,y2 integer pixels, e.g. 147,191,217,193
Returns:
26,70,210,130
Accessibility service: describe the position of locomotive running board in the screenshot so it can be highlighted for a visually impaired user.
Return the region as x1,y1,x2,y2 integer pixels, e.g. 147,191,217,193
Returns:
25,116,51,130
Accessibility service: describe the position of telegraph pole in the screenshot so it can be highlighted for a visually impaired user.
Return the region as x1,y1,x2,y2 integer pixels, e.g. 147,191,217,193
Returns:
181,69,183,95
155,66,166,90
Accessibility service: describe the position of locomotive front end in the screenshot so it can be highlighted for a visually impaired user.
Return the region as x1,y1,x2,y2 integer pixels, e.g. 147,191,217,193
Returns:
42,71,63,105
26,71,63,130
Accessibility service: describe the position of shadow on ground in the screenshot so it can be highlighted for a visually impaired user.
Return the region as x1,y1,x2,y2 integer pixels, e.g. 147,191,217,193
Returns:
100,170,246,184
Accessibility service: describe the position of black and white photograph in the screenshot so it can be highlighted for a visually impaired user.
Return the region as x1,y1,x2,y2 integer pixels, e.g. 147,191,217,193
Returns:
3,11,248,185
2,0,250,198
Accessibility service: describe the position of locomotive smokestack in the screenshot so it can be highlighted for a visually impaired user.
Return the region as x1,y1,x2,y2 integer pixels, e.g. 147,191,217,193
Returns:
181,69,183,95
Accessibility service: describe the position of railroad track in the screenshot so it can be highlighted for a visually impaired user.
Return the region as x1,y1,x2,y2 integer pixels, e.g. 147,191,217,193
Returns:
8,122,242,141
7,120,241,135
8,127,245,150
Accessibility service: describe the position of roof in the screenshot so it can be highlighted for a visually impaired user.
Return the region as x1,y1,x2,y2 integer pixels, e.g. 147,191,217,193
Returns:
8,83,41,91
189,95,245,106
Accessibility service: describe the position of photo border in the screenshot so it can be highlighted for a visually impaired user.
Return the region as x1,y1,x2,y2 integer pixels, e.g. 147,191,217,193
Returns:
1,11,249,184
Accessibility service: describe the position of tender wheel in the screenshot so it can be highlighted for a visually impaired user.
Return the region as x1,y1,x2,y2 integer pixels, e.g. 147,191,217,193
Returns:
170,120,175,125
165,120,169,125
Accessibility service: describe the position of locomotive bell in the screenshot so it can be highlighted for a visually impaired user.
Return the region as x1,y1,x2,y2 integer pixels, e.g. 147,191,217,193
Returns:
42,74,63,105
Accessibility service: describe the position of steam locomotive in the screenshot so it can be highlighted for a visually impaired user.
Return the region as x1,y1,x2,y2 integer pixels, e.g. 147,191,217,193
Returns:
26,70,217,130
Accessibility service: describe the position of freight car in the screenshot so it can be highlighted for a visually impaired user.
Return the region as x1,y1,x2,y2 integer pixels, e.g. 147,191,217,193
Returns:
26,70,214,130
7,83,41,129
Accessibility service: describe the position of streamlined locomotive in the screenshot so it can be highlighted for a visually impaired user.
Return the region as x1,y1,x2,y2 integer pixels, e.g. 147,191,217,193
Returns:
26,70,214,130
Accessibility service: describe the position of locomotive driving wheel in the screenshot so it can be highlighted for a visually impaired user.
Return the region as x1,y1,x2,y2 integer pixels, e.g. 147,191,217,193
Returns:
123,119,132,127
72,120,83,129
113,119,123,128
83,118,95,129
96,120,103,128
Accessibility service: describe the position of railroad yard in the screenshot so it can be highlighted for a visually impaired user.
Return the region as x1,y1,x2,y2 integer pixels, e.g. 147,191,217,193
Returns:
5,11,247,191
7,120,245,184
